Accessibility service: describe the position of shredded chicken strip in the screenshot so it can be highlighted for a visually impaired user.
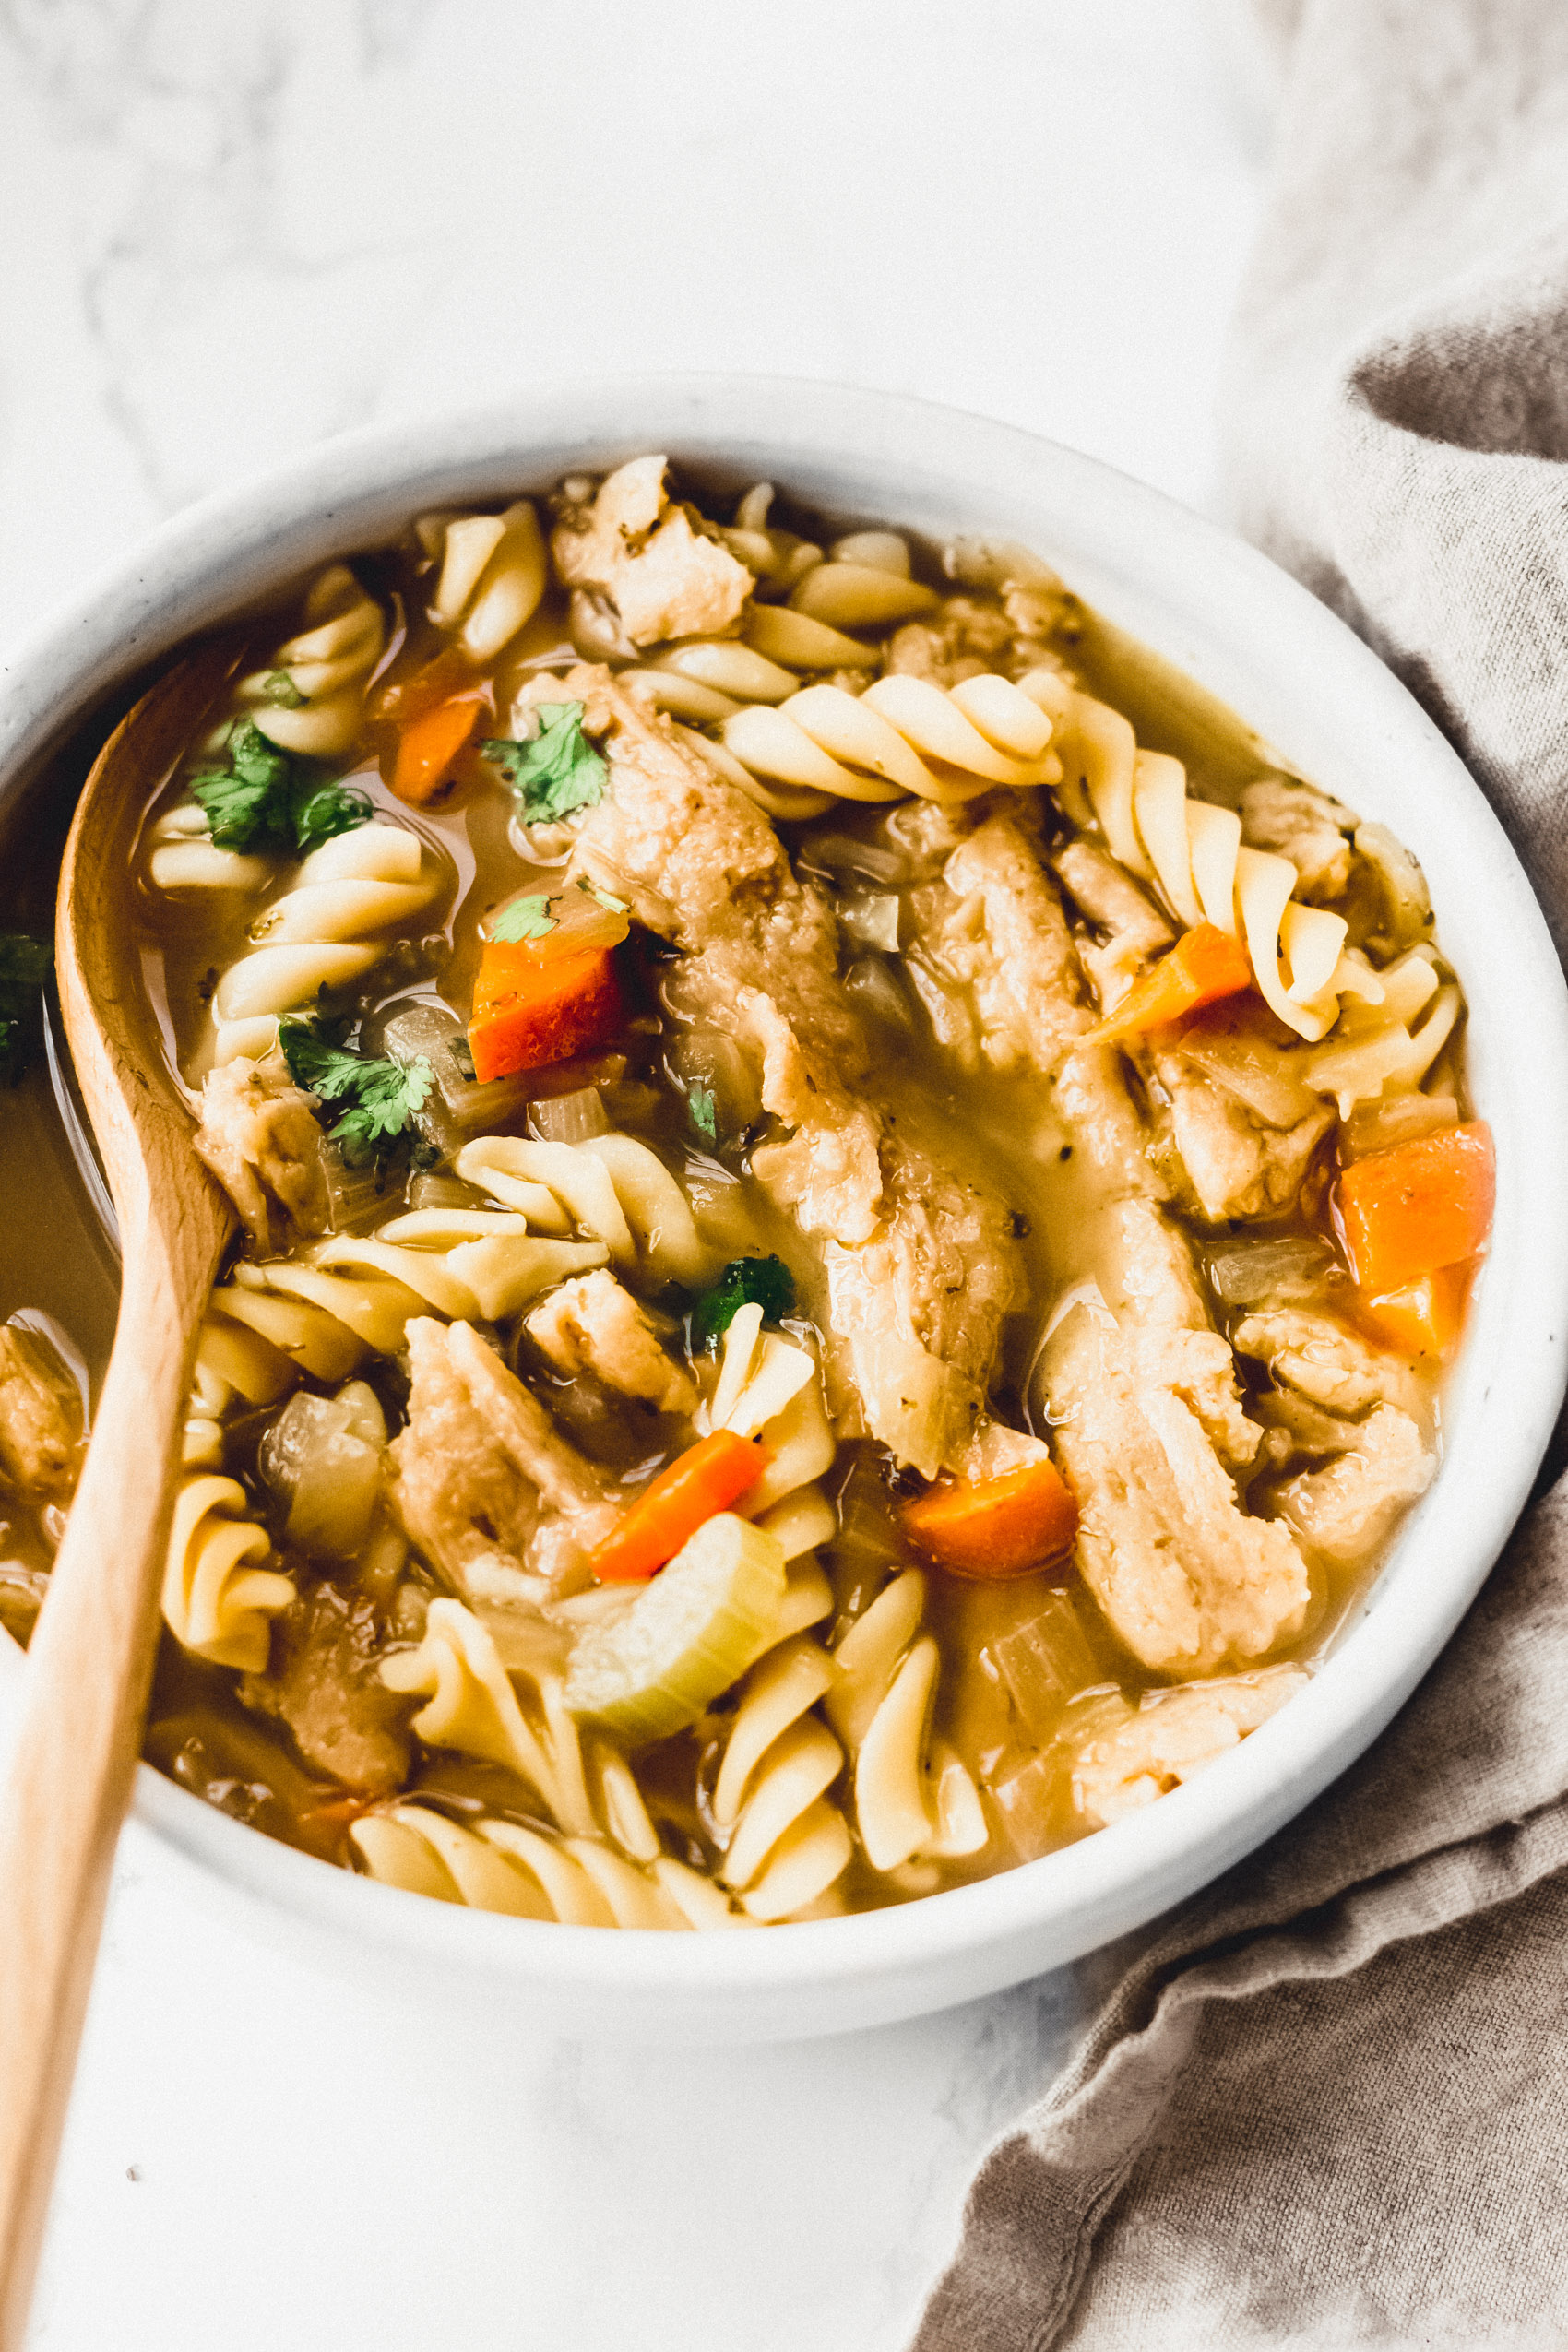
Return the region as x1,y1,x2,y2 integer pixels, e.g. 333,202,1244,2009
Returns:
552,456,753,648
1232,1310,1436,1563
193,1051,330,1252
0,1325,82,1497
387,1318,618,1598
1046,1298,1310,1672
525,668,1021,1474
527,1271,696,1414
1277,1404,1435,1562
902,803,1312,1670
1053,837,1173,1011
1073,1666,1309,1829
1232,1309,1422,1421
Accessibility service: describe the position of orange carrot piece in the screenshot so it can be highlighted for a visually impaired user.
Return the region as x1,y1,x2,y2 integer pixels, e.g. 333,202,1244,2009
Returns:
1357,1260,1471,1364
392,693,483,804
1336,1120,1495,1294
1087,923,1255,1045
590,1431,771,1584
902,1459,1079,1581
468,940,623,1084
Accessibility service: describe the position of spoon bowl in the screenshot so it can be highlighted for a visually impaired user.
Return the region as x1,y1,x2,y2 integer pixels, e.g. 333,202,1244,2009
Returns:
0,654,235,2348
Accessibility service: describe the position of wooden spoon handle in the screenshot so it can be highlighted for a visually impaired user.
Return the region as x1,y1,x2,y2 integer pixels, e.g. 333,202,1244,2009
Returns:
0,1206,223,2348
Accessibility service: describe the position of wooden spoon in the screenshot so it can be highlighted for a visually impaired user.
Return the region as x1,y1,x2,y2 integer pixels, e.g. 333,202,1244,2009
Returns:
0,655,237,2346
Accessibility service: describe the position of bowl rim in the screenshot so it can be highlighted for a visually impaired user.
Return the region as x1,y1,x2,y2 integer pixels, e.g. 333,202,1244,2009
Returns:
3,372,1564,2026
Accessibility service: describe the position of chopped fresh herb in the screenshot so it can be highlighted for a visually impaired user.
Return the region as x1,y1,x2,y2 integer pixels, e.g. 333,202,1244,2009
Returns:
278,1018,435,1169
263,669,307,709
694,1254,796,1346
291,779,376,854
0,935,52,1083
481,701,607,824
189,720,292,849
687,1082,717,1141
491,894,558,943
189,719,374,856
578,877,628,914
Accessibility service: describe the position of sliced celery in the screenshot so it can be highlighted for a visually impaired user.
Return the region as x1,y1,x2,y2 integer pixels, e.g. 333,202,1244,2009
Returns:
564,1514,787,1745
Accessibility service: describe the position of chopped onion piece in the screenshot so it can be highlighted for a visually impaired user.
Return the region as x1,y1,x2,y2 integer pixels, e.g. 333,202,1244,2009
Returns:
1355,820,1431,946
1181,1016,1317,1130
1342,1091,1459,1160
798,832,909,886
837,891,901,952
530,1087,611,1144
1206,1236,1336,1308
986,1591,1100,1748
843,957,917,1033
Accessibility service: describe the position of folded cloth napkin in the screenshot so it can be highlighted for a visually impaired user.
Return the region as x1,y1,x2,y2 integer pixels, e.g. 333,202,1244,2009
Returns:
913,6,1568,2345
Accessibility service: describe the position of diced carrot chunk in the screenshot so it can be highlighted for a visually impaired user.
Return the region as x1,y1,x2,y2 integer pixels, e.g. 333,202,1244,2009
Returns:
902,1459,1079,1581
1357,1260,1472,1363
468,940,622,1084
1336,1120,1495,1293
591,1431,770,1584
392,693,483,804
1088,924,1255,1045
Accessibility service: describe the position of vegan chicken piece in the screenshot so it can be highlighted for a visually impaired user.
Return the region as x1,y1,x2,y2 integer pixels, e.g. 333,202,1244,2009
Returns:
193,1050,330,1251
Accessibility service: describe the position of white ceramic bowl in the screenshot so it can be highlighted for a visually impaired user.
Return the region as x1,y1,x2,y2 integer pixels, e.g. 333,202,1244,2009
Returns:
3,377,1564,2042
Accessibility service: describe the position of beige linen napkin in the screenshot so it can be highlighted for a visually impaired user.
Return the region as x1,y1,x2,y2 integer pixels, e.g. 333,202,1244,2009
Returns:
913,6,1568,2345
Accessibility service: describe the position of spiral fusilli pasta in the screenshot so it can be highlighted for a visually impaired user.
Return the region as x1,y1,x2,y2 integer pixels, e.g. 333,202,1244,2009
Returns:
236,565,387,757
181,1351,231,1469
162,1473,294,1673
1304,949,1463,1115
681,1308,851,1918
417,501,549,661
707,480,826,601
695,1313,985,1908
146,801,273,895
710,1620,851,1921
350,1800,736,1929
705,1301,837,1518
826,1569,988,1874
380,1596,596,1834
210,823,444,1065
717,671,1063,816
206,1211,608,1384
787,531,941,631
367,1598,765,1927
454,1132,709,1289
1030,672,1384,1044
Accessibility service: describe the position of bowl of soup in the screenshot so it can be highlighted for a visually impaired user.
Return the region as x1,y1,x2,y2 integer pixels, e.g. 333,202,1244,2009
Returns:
0,377,1563,2041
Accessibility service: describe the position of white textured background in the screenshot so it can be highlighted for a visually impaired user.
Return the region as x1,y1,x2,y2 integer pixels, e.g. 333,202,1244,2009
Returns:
0,6,1267,2346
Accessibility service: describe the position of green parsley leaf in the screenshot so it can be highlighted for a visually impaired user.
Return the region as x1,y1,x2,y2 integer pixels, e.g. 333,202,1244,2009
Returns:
277,1018,435,1169
263,670,306,709
0,935,52,1084
190,719,373,856
190,719,295,851
291,779,375,854
693,1254,795,1346
687,1082,717,1141
491,894,558,944
482,702,607,824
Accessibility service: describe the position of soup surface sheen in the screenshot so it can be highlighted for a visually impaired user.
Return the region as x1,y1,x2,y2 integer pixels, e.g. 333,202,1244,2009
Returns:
0,459,1493,1931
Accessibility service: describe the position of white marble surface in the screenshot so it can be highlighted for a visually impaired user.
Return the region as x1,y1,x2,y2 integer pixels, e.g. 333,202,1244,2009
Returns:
0,6,1265,2345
